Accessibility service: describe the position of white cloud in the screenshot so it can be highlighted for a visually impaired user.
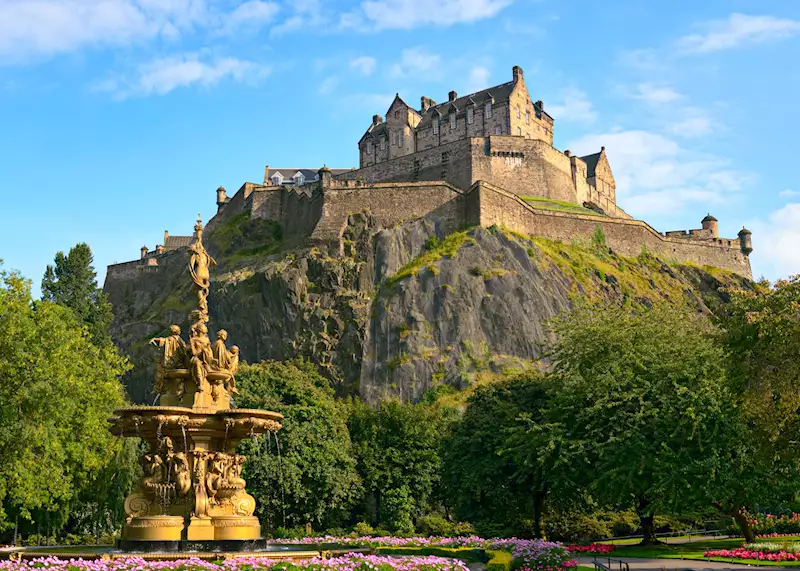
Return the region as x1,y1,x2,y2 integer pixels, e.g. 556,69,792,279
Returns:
667,113,715,138
361,0,512,30
779,189,800,198
93,53,270,98
631,83,682,105
676,13,800,54
466,66,490,93
318,75,338,94
390,47,440,78
219,0,279,35
270,0,323,36
349,56,377,75
749,203,800,281
568,129,751,217
546,88,596,124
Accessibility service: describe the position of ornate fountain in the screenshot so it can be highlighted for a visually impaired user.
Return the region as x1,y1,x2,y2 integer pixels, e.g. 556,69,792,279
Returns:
108,217,283,551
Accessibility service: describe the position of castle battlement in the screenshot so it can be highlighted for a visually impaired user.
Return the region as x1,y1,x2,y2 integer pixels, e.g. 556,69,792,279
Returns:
110,66,753,282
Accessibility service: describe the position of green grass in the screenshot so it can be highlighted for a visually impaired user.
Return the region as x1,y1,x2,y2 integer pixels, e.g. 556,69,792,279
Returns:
604,536,800,566
385,229,476,287
520,196,604,217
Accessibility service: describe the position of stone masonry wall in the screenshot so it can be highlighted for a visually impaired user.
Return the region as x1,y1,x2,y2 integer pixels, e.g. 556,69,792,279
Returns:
468,182,752,278
310,181,465,247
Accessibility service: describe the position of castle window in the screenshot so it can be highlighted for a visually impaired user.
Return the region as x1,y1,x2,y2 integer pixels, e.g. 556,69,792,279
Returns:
517,127,521,136
399,132,404,147
494,126,501,135
433,117,439,135
294,172,305,185
485,103,492,119
467,106,474,124
450,113,456,130
271,174,282,185
367,142,373,155
525,111,530,125
516,105,520,119
380,137,385,150
393,131,399,146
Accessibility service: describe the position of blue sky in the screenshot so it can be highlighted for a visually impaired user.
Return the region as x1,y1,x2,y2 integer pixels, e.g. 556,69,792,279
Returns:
1,0,799,291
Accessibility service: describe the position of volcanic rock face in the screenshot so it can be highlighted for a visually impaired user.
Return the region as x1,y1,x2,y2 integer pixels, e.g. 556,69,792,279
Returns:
105,215,749,405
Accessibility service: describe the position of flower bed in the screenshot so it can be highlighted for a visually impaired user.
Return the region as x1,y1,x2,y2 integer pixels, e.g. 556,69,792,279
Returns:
704,548,800,562
272,536,577,570
0,554,469,571
566,544,615,554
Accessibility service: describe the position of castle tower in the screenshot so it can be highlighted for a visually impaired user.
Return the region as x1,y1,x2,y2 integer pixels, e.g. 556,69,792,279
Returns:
140,245,149,259
216,186,227,208
318,164,332,189
738,227,753,255
701,214,719,238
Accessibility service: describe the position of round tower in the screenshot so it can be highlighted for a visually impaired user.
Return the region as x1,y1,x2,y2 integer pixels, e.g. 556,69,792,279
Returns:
140,245,149,259
738,227,753,255
216,186,227,208
701,214,718,238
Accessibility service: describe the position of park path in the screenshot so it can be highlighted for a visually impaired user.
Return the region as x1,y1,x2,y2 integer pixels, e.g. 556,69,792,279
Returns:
578,555,796,571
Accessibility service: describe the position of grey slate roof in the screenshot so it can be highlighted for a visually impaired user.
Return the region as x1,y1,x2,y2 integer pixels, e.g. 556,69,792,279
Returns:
164,235,193,250
360,122,387,143
580,152,602,177
266,168,351,183
417,81,517,128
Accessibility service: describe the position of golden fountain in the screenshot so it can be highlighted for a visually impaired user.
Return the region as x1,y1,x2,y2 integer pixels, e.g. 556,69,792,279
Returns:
108,217,283,551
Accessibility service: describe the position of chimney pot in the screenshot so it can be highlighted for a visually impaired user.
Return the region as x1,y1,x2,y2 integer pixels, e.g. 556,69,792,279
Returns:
449,90,457,102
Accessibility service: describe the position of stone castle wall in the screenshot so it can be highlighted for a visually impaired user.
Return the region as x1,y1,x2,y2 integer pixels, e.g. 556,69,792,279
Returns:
467,182,752,278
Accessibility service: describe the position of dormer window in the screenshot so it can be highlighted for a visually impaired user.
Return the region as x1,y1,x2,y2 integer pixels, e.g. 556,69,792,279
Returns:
293,172,305,185
271,172,283,185
485,102,492,119
450,112,456,130
467,106,474,124
433,117,439,135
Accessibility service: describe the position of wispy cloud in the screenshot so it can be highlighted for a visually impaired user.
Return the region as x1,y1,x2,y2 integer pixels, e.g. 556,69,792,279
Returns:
779,189,800,198
318,75,338,94
667,115,715,138
629,83,682,105
546,88,596,124
93,53,270,99
568,129,751,217
219,0,279,35
270,0,324,37
676,13,800,54
390,47,440,78
349,56,377,75
465,66,491,93
359,0,513,31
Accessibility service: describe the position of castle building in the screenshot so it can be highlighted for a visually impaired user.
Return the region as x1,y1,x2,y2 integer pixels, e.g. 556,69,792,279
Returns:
115,65,754,280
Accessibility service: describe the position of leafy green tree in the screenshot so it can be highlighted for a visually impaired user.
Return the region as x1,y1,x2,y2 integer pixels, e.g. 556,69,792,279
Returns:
547,302,734,545
713,277,800,541
41,243,113,345
348,399,451,528
236,360,362,532
0,263,130,535
442,373,555,538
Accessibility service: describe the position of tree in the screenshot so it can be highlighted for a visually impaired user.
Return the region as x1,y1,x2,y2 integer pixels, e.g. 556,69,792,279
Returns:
348,399,451,529
235,360,362,532
0,263,130,535
547,302,734,545
41,243,113,346
712,277,800,542
442,372,556,537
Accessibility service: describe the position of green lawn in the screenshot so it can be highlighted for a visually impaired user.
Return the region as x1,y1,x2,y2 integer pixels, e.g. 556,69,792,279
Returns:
519,196,604,217
604,536,800,566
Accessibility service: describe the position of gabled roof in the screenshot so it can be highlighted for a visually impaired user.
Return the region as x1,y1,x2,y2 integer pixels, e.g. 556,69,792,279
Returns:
267,168,351,182
164,235,193,250
580,151,602,177
359,121,388,144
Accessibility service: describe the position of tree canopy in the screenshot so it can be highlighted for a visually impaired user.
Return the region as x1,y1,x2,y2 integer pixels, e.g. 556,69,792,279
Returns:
0,264,130,533
41,243,113,346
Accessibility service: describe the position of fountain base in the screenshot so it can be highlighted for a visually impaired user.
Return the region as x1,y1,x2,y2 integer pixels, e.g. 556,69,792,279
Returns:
122,515,262,543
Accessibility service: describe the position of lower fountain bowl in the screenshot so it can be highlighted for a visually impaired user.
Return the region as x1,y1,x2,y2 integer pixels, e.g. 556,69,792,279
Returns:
122,516,184,542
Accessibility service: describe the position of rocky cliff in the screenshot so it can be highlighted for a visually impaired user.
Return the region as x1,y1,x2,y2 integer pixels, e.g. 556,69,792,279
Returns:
104,214,750,405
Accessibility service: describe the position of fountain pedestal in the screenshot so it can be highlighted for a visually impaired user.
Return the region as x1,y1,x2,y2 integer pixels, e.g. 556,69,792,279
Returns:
107,217,284,552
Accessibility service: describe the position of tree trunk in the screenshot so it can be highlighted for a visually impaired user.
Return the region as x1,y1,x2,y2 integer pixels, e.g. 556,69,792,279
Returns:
732,508,755,543
636,499,662,545
533,492,545,539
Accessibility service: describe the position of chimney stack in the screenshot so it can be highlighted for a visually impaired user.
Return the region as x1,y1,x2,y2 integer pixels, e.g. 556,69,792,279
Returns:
372,114,383,125
163,230,169,246
449,90,457,102
421,96,436,112
513,65,524,82
140,245,149,259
